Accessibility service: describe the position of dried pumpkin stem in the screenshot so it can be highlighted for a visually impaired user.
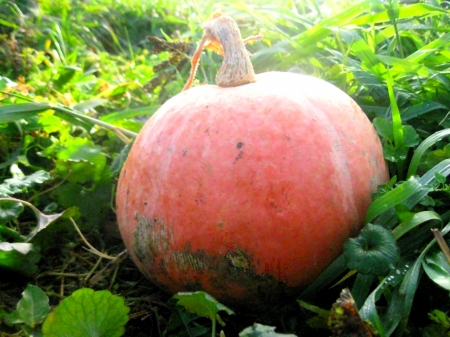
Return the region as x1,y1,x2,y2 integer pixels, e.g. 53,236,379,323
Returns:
183,13,261,90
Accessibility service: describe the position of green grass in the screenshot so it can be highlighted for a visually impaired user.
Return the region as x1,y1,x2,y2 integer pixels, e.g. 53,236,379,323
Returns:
1,0,450,336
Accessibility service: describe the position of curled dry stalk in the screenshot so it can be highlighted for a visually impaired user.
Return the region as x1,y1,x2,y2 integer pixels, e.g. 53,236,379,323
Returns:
68,217,118,260
183,12,262,90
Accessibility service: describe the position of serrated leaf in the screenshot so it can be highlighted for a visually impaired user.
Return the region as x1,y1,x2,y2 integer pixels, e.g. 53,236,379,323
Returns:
174,291,234,326
344,223,399,276
423,250,450,290
3,170,50,192
52,138,106,184
42,288,129,337
0,242,41,276
239,324,297,337
5,285,50,327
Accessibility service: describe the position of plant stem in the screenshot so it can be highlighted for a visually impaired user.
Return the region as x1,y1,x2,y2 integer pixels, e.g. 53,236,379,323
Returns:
431,228,450,265
211,318,216,337
183,13,262,90
51,104,138,140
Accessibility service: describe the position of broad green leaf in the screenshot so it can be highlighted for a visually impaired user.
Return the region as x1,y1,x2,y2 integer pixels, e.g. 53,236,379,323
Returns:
344,224,399,276
373,117,394,141
423,250,450,290
42,288,129,337
0,242,41,276
422,144,450,173
52,138,107,184
5,285,50,327
0,198,24,221
174,291,234,326
3,169,51,192
239,324,297,337
383,143,408,162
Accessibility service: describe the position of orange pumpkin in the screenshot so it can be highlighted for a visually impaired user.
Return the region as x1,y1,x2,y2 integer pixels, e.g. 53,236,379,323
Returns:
116,13,388,307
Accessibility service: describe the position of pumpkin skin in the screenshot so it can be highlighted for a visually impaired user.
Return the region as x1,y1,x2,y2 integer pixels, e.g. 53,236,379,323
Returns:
116,71,389,308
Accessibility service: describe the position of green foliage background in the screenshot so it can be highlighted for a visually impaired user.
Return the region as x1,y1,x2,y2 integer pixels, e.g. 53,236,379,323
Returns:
1,0,450,336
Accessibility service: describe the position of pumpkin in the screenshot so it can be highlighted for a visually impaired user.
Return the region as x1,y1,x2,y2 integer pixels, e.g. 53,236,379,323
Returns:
116,13,389,308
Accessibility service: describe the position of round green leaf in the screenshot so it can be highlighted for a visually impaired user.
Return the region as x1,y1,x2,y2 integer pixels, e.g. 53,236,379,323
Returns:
344,223,400,276
174,291,234,326
42,288,130,337
0,199,24,221
6,284,49,327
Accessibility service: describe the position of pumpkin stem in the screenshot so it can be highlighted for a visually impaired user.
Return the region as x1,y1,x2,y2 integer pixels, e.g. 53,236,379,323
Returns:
183,13,262,90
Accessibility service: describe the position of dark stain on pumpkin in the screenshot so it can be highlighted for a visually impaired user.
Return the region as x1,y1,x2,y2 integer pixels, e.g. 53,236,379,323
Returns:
234,150,243,163
236,141,244,149
131,213,304,310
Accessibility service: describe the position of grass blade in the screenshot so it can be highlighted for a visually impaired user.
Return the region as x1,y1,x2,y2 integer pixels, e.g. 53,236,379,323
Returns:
407,130,450,178
392,211,442,240
350,3,447,25
0,103,52,123
366,177,421,224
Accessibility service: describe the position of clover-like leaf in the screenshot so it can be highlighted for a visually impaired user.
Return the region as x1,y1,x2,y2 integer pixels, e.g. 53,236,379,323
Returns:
239,324,297,337
173,291,234,326
5,284,50,327
0,242,41,276
344,223,399,276
42,288,130,337
423,250,450,290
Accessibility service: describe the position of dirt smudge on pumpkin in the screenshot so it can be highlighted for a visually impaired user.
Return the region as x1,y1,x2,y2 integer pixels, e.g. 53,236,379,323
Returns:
133,214,206,272
132,213,304,309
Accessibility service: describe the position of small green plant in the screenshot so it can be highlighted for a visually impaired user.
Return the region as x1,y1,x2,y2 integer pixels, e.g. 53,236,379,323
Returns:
172,291,234,337
4,285,130,337
4,285,50,336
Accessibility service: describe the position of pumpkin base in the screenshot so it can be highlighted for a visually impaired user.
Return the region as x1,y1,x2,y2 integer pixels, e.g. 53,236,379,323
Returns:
131,213,305,310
